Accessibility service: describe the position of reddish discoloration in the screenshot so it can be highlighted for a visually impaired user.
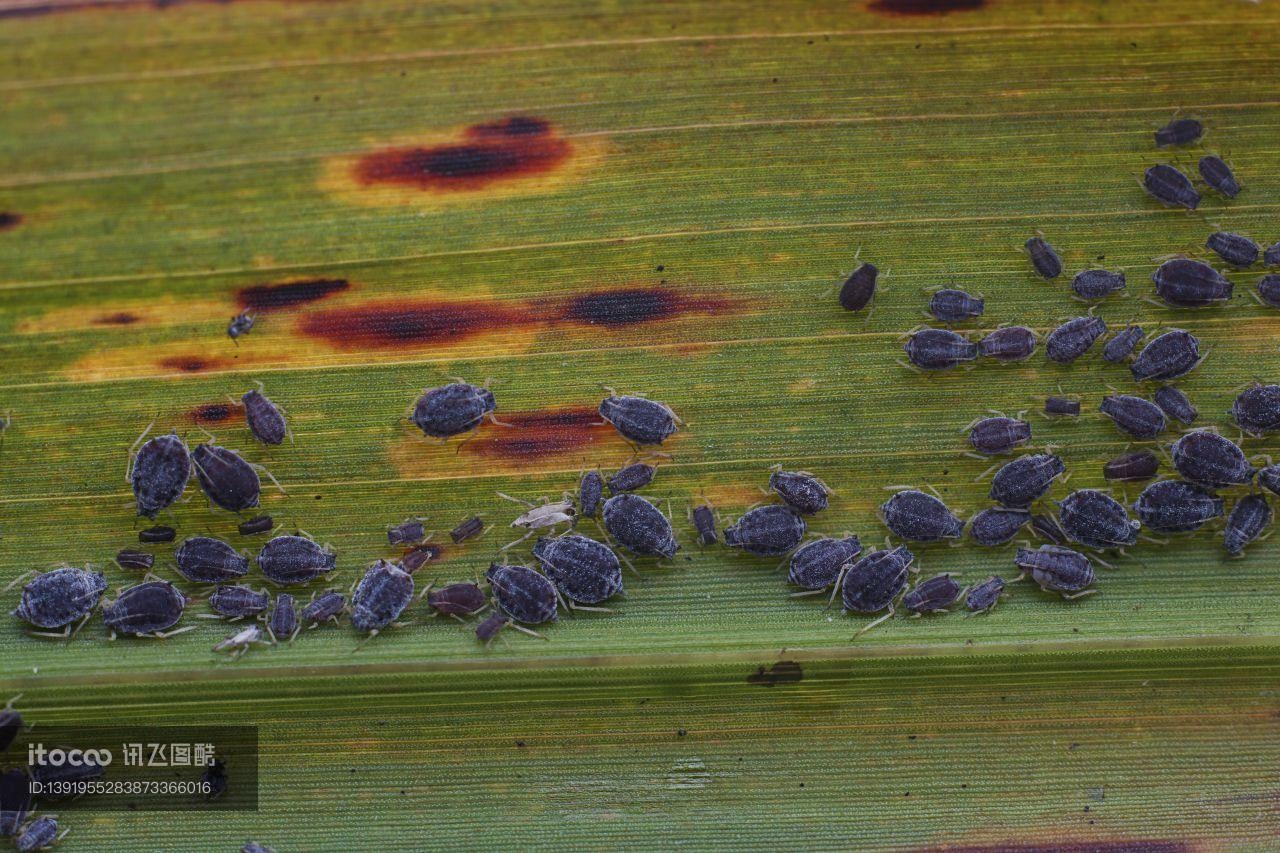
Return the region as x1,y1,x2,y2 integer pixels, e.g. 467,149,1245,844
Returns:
0,213,21,230
93,312,140,325
237,278,350,312
463,407,613,460
190,403,240,424
352,117,572,192
160,356,226,373
299,299,526,349
555,287,733,328
868,0,985,13
913,843,1192,853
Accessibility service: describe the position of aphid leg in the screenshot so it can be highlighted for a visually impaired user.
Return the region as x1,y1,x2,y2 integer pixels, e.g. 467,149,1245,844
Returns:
924,483,946,501
1,569,38,594
567,603,615,614
853,607,894,639
27,627,74,641
1088,553,1116,570
895,359,924,375
506,622,548,641
973,462,1000,483
497,492,537,508
1138,533,1169,546
1061,589,1098,601
789,588,827,599
824,566,849,610
251,463,287,495
150,625,199,639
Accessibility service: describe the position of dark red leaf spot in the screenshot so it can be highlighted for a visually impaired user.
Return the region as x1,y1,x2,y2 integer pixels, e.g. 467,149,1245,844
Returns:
237,278,350,312
464,407,612,460
352,116,571,192
160,356,224,373
556,287,733,328
189,403,239,424
868,0,985,14
746,661,804,687
299,299,527,350
93,312,140,325
0,212,22,231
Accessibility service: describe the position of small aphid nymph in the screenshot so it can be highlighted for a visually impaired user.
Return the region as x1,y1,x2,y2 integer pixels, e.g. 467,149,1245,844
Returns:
880,489,964,543
450,516,485,543
602,493,679,558
968,507,1031,546
902,574,961,615
903,328,978,370
978,326,1037,362
928,289,984,323
1133,480,1224,533
724,505,807,557
115,549,154,571
839,262,878,312
1102,325,1143,363
238,515,275,536
1100,394,1166,440
302,590,346,625
208,585,270,619
1071,269,1126,300
692,504,718,545
1154,117,1203,147
1015,545,1095,598
387,518,426,546
175,536,250,584
1057,489,1139,550
1143,164,1200,209
1043,396,1081,418
139,525,176,544
242,388,288,446
1130,329,1201,382
966,576,1007,613
411,382,497,439
1198,155,1240,198
1206,232,1259,269
967,416,1031,456
1151,258,1232,307
426,583,486,617
350,560,414,633
269,593,297,641
1153,386,1197,425
607,462,656,495
1103,451,1160,482
598,394,680,446
1025,236,1063,280
989,454,1066,508
130,432,191,518
579,470,604,517
769,469,830,515
1224,495,1272,556
227,311,255,341
1046,315,1107,364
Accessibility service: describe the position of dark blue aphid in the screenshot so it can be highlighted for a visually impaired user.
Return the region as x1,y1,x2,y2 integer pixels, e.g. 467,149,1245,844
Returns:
1130,329,1201,382
1100,394,1166,439
880,490,963,543
450,516,484,544
724,505,806,556
841,547,912,615
175,536,250,584
239,515,275,536
192,443,260,512
0,769,30,839
1103,325,1143,363
486,563,557,625
1257,275,1280,308
602,493,679,558
1260,465,1280,497
966,576,1006,613
1046,315,1107,363
350,560,413,633
1025,236,1063,280
302,590,346,625
1170,430,1253,488
1152,258,1232,307
103,580,187,636
1198,155,1240,198
14,815,57,853
474,612,510,644
1133,480,1224,533
532,534,623,606
968,416,1031,455
1143,164,1200,209
599,395,679,446
769,469,830,515
412,382,496,439
978,326,1037,362
387,518,425,546
1224,495,1271,556
1154,117,1203,147
1015,545,1095,597
1044,396,1081,417
1231,384,1280,436
1071,269,1125,300
968,507,1031,546
1266,242,1280,267
1206,232,1259,269
1154,386,1197,425
989,454,1066,508
270,593,297,641
928,289,984,323
839,262,878,312
242,388,288,446
257,535,336,586
1103,451,1160,482
131,433,191,518
13,567,107,630
208,586,270,618
788,536,862,591
1058,489,1139,550
227,311,254,341
902,574,961,615
692,505,718,545
579,470,604,517
426,583,486,617
903,328,978,370
607,463,656,495
139,525,176,544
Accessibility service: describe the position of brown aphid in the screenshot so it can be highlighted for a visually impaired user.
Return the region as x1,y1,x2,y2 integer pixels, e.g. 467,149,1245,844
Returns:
450,516,485,543
114,549,154,571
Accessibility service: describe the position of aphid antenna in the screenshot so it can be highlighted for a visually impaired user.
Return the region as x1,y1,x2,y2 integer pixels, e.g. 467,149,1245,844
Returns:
1,569,39,595
1137,533,1169,547
880,484,915,492
973,462,1000,483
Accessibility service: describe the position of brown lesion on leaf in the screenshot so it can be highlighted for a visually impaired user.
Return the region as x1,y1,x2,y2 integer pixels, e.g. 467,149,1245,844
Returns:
549,286,736,328
746,661,803,686
237,278,350,313
189,402,242,424
0,212,22,231
867,0,986,14
297,296,538,354
321,116,603,208
92,312,141,325
462,407,617,461
159,355,229,373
